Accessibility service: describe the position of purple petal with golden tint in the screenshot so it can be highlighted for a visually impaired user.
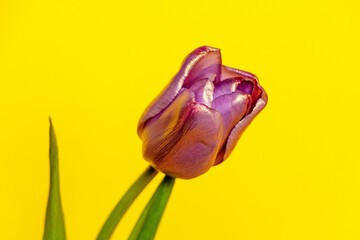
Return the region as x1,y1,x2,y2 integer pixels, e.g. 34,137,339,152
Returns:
153,104,223,179
138,46,221,137
141,89,195,163
141,89,224,179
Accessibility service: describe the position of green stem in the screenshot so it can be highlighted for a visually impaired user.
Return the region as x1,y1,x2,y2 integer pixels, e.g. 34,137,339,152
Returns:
129,175,175,240
43,118,66,240
97,166,158,240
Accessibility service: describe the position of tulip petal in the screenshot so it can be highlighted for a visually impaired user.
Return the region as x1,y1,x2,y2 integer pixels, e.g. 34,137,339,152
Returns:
142,89,195,162
236,80,254,95
212,92,250,136
220,65,258,81
212,91,250,160
222,89,268,162
141,89,224,179
183,50,221,87
221,66,262,109
138,46,221,137
213,78,240,99
189,77,215,108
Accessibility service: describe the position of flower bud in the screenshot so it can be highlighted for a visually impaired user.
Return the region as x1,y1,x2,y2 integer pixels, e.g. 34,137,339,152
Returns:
138,46,267,179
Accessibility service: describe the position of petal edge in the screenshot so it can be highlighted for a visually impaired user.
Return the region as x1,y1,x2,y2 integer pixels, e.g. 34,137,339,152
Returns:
223,89,268,161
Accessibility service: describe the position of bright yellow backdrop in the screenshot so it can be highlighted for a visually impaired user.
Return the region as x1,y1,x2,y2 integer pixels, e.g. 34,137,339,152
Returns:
1,0,359,239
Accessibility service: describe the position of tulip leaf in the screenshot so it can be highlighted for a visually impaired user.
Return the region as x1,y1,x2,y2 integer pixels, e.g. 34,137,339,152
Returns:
129,175,175,240
43,118,66,240
97,166,158,240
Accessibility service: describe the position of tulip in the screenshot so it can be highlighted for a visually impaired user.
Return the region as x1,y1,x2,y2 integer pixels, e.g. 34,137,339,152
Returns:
138,46,267,179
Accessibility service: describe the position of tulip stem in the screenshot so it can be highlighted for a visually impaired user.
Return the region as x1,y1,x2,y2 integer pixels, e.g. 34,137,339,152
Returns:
97,166,158,240
128,175,175,240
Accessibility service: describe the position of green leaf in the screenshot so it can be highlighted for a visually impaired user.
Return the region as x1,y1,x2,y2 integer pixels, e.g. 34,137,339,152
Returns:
129,175,175,240
43,118,66,240
97,166,158,240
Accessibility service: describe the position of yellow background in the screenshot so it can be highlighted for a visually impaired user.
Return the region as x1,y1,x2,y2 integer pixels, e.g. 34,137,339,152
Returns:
1,0,359,239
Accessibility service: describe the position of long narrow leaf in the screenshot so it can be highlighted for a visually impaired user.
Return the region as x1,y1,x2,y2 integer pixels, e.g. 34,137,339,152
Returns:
97,166,158,240
43,118,66,240
129,175,175,240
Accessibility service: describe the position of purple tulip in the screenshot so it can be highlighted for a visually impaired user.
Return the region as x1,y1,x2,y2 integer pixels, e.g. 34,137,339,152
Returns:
137,46,267,179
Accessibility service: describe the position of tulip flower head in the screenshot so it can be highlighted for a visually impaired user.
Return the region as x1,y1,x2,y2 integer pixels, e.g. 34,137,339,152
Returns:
138,46,267,179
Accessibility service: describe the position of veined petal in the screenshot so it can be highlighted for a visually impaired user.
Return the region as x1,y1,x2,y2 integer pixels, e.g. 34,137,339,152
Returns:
141,90,224,179
142,89,195,163
138,46,221,137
